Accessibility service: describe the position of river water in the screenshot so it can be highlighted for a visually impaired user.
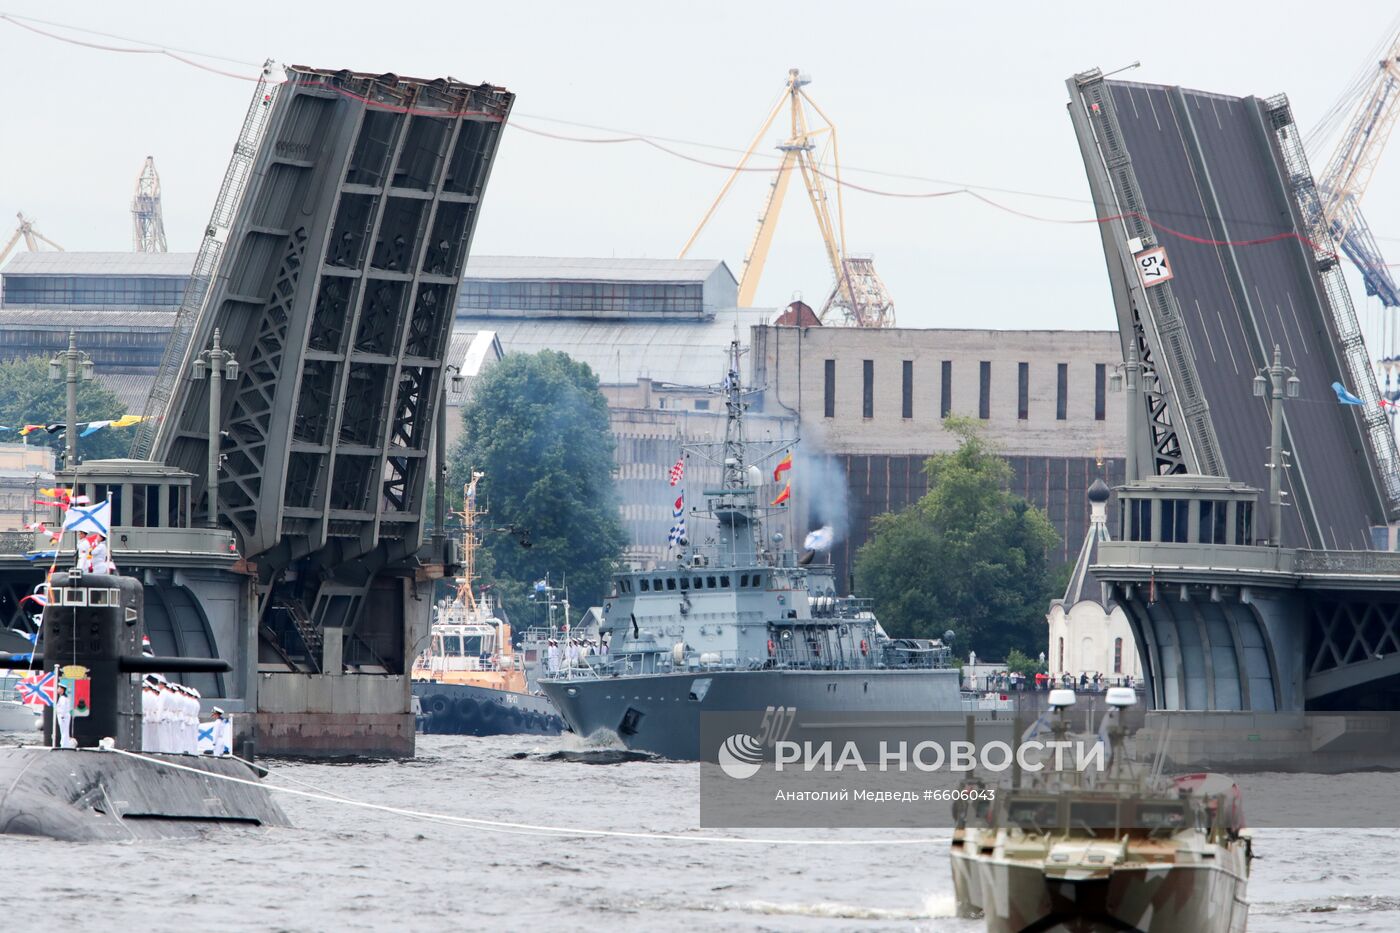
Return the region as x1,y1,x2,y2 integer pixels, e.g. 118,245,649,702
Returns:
6,733,1398,932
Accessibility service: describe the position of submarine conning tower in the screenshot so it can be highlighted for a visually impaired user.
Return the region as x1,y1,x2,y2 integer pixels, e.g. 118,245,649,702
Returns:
0,570,229,751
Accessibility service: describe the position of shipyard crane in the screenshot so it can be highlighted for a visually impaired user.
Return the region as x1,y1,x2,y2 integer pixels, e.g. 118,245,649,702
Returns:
1308,26,1400,308
679,69,895,327
0,212,64,267
131,156,168,253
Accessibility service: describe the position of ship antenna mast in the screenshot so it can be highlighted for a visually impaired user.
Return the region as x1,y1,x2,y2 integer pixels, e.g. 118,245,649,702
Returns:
458,471,485,614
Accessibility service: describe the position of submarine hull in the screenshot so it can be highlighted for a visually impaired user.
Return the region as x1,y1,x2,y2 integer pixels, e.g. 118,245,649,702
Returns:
0,747,291,841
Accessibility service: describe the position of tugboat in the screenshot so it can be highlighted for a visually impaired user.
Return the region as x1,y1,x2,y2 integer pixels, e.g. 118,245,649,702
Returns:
950,687,1252,932
412,475,564,737
539,342,964,760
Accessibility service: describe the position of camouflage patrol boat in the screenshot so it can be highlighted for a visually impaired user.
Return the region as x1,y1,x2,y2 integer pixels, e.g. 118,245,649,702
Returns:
539,342,962,760
951,688,1253,933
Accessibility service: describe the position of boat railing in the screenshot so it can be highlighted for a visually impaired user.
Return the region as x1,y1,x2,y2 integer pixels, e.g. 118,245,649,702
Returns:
548,642,950,677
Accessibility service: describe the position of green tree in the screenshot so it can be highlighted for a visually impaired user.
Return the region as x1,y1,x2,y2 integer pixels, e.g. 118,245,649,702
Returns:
447,350,625,624
854,416,1059,660
1004,648,1047,677
0,357,131,464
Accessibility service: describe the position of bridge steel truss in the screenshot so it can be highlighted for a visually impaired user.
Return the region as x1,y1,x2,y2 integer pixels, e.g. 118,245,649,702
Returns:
1068,69,1399,550
140,67,512,669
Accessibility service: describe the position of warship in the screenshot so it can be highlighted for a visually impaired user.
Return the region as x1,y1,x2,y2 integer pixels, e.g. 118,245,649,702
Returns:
412,474,564,736
0,568,289,840
539,342,963,760
950,688,1252,933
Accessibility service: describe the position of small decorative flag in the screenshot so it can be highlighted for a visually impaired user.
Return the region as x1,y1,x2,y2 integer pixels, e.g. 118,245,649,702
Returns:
672,492,685,518
771,483,791,507
1332,382,1365,406
533,579,548,593
110,414,146,429
16,671,58,707
44,423,64,435
773,451,793,483
668,456,685,487
668,515,688,547
18,424,44,436
80,420,113,437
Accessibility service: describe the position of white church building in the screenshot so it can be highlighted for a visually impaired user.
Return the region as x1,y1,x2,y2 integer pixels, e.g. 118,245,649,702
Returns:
1046,478,1143,685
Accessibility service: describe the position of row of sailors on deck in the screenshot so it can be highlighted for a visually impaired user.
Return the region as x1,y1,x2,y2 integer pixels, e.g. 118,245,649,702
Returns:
140,674,232,755
546,637,605,672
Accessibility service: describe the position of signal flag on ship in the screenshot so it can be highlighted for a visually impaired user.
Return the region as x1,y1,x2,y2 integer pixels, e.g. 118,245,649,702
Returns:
773,451,793,482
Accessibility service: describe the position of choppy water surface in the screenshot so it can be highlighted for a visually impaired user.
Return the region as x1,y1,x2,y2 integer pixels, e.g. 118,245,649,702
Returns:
5,733,1398,931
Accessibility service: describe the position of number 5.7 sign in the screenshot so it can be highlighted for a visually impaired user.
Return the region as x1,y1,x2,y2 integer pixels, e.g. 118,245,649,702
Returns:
1134,245,1174,289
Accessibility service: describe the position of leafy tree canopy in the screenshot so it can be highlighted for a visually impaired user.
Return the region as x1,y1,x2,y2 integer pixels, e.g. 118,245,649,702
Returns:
854,416,1059,660
447,350,626,624
0,356,131,464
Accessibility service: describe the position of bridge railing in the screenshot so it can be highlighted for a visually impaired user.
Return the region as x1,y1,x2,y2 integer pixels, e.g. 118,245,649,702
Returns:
133,61,284,460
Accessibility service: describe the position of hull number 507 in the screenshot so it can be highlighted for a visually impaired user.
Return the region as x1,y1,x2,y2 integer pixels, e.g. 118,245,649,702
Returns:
757,706,796,746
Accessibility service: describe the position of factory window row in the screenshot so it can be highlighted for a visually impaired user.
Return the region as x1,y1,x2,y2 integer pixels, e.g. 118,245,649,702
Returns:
2,275,187,308
820,358,1112,423
457,280,704,314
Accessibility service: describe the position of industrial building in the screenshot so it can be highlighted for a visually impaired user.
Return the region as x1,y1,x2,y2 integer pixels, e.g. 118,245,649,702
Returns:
750,323,1127,587
0,250,1127,585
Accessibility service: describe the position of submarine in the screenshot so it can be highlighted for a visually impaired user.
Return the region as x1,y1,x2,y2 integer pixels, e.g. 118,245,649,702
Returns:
0,568,290,840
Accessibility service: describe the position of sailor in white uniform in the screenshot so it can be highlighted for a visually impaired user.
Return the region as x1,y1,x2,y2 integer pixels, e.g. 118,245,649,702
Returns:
75,535,94,573
547,639,560,673
185,684,203,753
90,534,116,574
175,685,195,753
210,707,233,756
155,679,175,753
141,676,160,751
55,683,75,748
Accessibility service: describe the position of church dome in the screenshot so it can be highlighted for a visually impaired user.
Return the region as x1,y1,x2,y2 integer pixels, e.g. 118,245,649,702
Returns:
1087,478,1111,504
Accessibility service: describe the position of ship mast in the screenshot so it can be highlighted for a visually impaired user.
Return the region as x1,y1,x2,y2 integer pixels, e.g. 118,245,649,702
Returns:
711,339,762,564
456,471,486,614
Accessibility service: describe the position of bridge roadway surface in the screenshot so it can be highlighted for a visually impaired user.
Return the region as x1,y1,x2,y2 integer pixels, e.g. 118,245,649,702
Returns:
1107,80,1382,549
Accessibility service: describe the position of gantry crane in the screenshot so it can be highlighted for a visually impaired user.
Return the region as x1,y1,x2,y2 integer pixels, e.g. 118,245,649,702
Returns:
131,156,168,253
679,69,894,327
1309,27,1400,308
0,212,64,267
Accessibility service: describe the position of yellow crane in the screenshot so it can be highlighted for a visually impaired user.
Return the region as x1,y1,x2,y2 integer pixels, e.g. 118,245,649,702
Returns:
0,211,64,267
679,69,894,327
1309,26,1400,307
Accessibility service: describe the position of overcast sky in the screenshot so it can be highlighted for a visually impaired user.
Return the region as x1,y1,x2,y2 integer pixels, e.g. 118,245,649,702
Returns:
2,1,1399,333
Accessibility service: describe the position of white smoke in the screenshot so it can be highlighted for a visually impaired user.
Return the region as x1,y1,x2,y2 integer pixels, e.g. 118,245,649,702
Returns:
804,525,834,551
795,447,849,546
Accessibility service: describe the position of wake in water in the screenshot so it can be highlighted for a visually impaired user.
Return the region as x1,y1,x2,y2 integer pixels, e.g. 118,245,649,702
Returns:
622,893,957,922
508,726,663,764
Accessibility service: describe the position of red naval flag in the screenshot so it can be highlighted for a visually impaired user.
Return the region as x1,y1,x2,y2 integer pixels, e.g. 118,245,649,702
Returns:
668,456,685,486
770,482,791,507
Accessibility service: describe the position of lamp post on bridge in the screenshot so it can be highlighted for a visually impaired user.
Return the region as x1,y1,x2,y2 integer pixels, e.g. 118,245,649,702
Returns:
191,329,239,528
1108,338,1147,482
47,331,94,470
1253,345,1299,547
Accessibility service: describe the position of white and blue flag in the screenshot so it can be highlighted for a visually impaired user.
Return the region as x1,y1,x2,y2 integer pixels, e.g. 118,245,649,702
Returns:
63,499,112,537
